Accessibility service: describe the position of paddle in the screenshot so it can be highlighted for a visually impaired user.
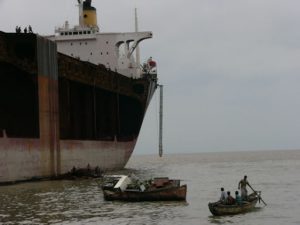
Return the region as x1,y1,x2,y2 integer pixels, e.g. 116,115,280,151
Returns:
248,183,267,206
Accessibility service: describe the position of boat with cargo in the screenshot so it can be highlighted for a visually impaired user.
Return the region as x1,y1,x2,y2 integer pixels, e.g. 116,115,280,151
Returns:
0,0,158,184
102,175,187,201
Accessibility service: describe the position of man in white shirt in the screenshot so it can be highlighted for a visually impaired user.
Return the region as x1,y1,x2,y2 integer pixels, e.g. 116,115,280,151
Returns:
220,187,227,202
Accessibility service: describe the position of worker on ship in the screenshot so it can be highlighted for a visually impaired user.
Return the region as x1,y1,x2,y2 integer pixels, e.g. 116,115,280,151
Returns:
147,57,157,69
142,57,157,73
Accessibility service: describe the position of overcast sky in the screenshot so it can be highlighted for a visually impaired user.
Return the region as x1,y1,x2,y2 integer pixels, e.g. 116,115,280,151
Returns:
1,0,300,155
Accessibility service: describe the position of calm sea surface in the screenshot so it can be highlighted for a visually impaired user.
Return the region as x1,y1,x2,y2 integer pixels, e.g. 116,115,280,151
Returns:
1,150,300,225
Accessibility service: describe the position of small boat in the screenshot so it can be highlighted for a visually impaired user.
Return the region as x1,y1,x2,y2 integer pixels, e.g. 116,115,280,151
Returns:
208,192,260,216
102,175,187,201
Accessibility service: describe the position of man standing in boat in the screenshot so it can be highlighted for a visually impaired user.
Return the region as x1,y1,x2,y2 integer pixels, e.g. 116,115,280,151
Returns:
238,175,250,200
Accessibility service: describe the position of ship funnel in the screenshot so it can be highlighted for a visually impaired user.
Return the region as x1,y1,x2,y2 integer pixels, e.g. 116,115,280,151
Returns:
82,0,98,27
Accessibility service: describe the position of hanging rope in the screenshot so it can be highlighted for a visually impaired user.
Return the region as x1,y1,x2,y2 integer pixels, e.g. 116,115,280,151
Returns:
158,85,163,157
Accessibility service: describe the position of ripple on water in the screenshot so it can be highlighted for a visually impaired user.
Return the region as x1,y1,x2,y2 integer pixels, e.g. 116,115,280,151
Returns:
1,151,300,224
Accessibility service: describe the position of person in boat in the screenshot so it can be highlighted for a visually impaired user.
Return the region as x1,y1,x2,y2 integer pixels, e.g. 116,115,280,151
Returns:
235,191,242,205
220,187,227,202
225,191,235,205
238,175,250,200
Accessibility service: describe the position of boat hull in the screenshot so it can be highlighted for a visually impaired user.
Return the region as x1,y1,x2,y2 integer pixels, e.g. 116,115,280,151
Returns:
208,193,259,216
0,138,136,183
103,185,187,202
0,32,157,184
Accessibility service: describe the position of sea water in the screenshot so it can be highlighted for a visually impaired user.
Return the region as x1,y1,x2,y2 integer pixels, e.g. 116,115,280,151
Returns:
0,150,300,225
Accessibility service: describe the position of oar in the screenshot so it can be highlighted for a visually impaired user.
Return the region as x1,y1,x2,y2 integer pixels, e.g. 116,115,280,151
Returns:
248,183,267,206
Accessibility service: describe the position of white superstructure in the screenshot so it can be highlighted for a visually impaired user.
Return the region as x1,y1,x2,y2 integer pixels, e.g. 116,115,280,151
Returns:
48,0,154,78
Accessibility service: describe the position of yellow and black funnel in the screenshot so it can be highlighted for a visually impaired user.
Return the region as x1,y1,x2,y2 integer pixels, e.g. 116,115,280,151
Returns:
82,0,97,27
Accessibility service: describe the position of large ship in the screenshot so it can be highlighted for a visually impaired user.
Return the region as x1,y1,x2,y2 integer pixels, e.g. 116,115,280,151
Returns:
0,0,158,183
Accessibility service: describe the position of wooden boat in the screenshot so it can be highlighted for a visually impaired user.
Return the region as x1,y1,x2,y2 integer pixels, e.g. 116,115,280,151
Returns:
208,192,260,216
102,175,187,201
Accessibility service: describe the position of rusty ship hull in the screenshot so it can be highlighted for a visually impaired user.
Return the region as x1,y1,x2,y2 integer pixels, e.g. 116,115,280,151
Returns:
0,32,157,183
